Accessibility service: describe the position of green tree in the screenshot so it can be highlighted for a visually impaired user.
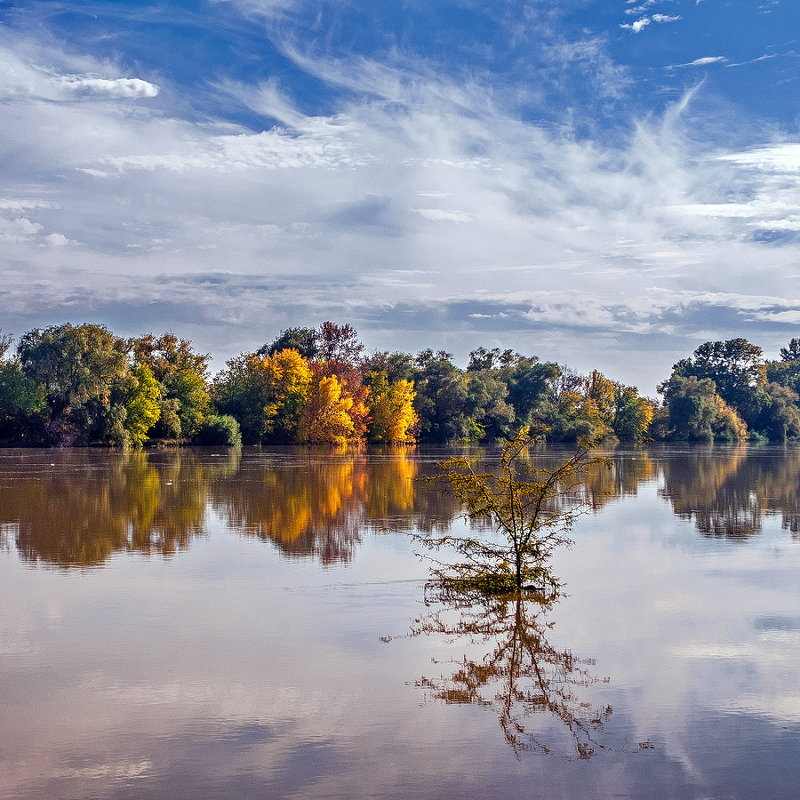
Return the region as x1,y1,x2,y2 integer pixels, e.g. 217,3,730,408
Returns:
751,382,800,442
503,358,561,427
463,369,516,440
258,327,320,359
467,347,517,371
672,338,764,426
212,353,273,443
0,361,47,443
412,350,471,441
586,371,655,441
611,384,656,441
212,349,313,444
18,323,131,445
541,389,612,442
766,338,800,397
129,333,211,440
360,350,416,382
193,414,242,446
659,374,747,442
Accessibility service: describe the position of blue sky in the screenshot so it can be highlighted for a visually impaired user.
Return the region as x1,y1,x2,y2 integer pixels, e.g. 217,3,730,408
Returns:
2,0,800,391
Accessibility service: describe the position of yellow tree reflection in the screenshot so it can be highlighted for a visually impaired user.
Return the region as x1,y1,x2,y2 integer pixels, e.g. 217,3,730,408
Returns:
212,448,422,562
393,591,612,759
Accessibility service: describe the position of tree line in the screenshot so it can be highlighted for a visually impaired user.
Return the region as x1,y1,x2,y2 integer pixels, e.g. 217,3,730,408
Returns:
1,322,799,446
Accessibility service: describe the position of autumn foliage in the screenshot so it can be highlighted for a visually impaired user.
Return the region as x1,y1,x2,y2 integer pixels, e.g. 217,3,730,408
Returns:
5,321,800,447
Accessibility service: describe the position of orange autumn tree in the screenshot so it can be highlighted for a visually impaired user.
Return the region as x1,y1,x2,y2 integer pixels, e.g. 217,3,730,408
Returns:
314,323,370,441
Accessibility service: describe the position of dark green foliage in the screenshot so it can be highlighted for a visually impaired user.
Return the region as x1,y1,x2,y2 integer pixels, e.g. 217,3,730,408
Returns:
18,323,132,445
193,414,242,446
211,354,270,444
751,383,800,442
659,337,800,441
767,338,800,398
672,338,764,426
463,370,516,440
467,347,517,371
412,351,471,441
503,359,561,426
360,350,416,382
0,361,48,444
658,374,747,442
259,327,319,359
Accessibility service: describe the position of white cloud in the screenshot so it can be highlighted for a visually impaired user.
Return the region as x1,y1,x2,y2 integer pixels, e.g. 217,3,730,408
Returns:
0,216,42,241
674,56,728,68
622,17,652,33
99,125,365,173
413,209,472,223
622,13,682,33
55,76,159,99
0,46,158,102
43,233,73,247
717,143,800,172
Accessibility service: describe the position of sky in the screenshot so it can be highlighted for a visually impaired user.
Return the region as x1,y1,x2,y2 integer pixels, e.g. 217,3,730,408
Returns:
2,0,800,392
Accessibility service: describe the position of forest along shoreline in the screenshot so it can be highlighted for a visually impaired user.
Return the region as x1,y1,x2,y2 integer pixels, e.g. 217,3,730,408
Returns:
2,322,799,447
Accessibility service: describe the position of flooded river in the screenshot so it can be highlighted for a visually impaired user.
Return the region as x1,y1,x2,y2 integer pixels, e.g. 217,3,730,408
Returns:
0,444,798,799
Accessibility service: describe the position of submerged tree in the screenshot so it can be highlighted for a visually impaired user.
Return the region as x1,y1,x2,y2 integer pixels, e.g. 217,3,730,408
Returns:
419,427,609,595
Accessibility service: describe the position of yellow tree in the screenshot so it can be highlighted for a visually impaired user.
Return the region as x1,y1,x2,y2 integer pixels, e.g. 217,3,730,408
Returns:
297,373,357,445
585,370,616,424
122,364,162,446
367,372,418,443
260,348,313,442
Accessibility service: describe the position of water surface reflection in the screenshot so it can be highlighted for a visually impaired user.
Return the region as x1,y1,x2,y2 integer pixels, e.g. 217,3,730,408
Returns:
2,445,800,570
1,445,799,799
658,445,800,538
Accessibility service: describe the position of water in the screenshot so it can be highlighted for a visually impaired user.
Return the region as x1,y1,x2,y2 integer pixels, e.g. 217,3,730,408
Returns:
0,445,798,799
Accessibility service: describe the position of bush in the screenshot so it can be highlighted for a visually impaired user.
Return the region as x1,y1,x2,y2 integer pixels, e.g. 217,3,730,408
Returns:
193,414,242,446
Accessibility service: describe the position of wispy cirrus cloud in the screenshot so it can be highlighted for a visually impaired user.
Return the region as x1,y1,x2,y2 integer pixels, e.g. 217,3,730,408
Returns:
672,56,729,68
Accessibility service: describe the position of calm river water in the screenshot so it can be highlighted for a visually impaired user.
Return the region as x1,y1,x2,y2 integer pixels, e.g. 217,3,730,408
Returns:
0,445,798,799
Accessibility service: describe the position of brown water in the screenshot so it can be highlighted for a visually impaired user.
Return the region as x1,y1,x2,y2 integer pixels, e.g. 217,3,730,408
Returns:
0,445,798,799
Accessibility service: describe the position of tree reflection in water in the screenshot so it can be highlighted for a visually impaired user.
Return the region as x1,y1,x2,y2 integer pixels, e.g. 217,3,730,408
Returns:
6,444,800,570
210,447,428,563
659,446,800,539
2,449,240,568
388,589,612,759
